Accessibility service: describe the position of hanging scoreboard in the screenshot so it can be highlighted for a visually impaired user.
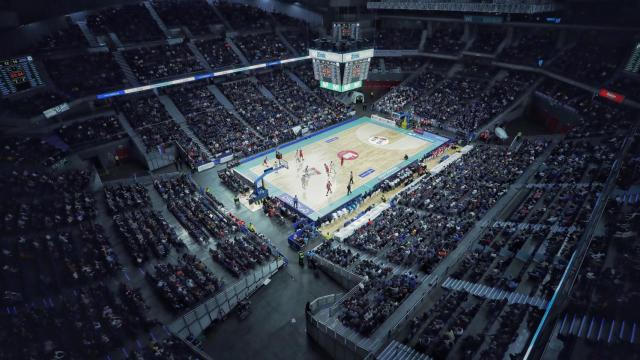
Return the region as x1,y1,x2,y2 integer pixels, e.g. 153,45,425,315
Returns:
332,22,360,42
0,56,44,97
313,60,341,85
309,48,374,93
343,58,370,85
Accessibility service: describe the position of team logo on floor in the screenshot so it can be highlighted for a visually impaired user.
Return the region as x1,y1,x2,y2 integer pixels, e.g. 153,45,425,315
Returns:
368,136,389,145
337,150,359,161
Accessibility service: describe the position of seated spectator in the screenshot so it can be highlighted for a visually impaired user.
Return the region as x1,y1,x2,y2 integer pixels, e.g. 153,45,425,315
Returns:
468,26,506,54
215,3,272,30
3,91,68,117
257,70,350,130
375,28,422,50
340,271,420,335
235,33,290,63
424,24,464,54
87,4,164,43
548,30,631,85
148,253,223,312
499,29,558,66
123,44,204,83
44,53,128,97
166,83,267,158
221,79,297,144
194,38,240,69
56,115,126,148
152,0,220,35
283,31,315,54
113,208,185,264
36,17,87,51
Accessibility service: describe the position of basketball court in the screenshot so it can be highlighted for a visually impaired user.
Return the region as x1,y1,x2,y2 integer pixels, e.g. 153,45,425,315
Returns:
233,117,448,220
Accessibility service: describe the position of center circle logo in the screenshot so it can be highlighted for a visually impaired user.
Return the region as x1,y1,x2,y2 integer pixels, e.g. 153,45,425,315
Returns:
338,150,359,161
368,136,389,145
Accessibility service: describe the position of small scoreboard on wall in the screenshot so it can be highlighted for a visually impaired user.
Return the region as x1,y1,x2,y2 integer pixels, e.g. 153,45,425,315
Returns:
0,56,44,97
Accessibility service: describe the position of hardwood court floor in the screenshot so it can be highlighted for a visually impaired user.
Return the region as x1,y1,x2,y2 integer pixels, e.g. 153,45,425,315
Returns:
234,117,446,219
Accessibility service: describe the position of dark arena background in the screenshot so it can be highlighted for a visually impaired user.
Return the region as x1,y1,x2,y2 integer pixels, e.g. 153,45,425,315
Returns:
1,0,640,359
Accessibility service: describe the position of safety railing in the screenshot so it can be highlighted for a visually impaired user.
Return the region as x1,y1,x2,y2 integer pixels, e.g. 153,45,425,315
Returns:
308,293,343,314
169,258,284,339
311,253,365,287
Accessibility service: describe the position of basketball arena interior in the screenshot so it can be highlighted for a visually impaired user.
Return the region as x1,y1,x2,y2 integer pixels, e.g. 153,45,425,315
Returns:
1,0,639,359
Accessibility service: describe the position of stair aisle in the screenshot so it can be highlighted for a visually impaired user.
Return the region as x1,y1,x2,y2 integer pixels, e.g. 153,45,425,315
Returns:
157,95,214,161
225,36,251,66
143,1,171,39
113,51,140,87
441,277,548,309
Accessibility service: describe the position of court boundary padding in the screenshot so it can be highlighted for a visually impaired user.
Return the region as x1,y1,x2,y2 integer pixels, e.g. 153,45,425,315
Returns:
233,116,449,221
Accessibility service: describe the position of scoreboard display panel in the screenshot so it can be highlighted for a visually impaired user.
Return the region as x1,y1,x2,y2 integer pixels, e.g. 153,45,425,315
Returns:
312,60,341,85
332,22,360,42
343,58,370,85
0,56,44,97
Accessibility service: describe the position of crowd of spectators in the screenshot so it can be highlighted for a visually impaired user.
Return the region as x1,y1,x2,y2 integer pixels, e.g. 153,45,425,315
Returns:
87,4,164,43
132,336,207,359
218,165,251,194
381,142,546,272
1,181,96,234
555,195,639,360
209,234,273,277
222,79,298,144
424,24,464,54
271,12,307,28
375,85,420,114
340,271,420,335
118,95,190,153
618,133,640,189
0,283,155,359
153,175,274,276
499,29,558,66
166,83,268,158
456,63,499,80
609,76,640,102
3,91,68,117
258,70,349,131
315,241,361,268
36,17,87,51
123,44,204,83
148,253,223,312
0,136,68,168
468,26,505,54
375,28,422,50
44,52,128,97
215,3,272,31
538,79,635,138
283,31,312,54
450,73,536,133
114,208,185,264
104,184,185,265
412,76,486,131
154,175,226,243
152,0,220,35
382,57,425,72
235,33,290,63
194,38,240,69
548,31,629,85
0,168,124,306
535,138,620,185
400,137,618,358
56,115,126,148
104,183,150,214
